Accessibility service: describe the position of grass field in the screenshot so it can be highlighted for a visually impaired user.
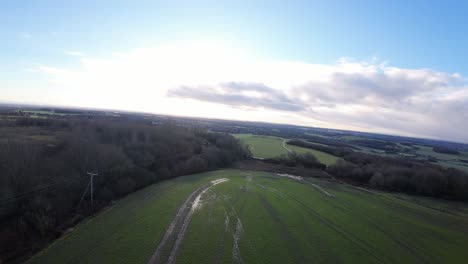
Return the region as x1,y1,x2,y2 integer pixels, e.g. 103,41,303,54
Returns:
233,134,338,165
287,144,338,165
413,145,468,172
28,169,468,264
415,145,468,160
0,127,59,143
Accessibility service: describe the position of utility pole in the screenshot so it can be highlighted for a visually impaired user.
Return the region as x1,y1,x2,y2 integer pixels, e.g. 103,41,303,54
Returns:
86,172,98,207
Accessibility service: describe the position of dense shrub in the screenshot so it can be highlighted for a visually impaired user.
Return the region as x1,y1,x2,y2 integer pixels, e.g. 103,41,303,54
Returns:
327,152,468,200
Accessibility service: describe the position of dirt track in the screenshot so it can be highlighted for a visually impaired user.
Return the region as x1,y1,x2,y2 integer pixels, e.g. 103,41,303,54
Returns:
282,139,292,153
147,179,228,264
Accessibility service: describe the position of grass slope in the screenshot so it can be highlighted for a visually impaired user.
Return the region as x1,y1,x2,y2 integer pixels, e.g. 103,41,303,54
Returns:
28,169,468,264
287,144,338,165
27,172,221,264
233,134,338,165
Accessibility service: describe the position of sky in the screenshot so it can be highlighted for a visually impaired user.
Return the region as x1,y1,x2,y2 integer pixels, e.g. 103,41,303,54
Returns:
2,0,468,142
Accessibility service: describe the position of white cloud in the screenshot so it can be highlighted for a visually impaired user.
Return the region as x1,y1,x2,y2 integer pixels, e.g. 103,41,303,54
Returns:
65,51,84,56
33,44,468,142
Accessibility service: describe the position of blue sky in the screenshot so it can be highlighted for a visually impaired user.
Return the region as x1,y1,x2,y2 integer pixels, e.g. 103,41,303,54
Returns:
3,0,468,72
2,1,468,142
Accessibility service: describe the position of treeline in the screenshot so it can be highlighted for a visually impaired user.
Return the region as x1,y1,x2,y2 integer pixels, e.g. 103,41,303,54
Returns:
263,152,326,170
347,139,400,153
301,135,355,149
287,139,353,157
288,138,468,200
294,136,401,155
0,117,249,263
327,152,468,200
433,146,460,155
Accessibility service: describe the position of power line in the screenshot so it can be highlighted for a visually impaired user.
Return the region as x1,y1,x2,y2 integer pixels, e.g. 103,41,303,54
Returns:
0,175,80,201
0,175,85,207
0,173,84,202
1,168,113,208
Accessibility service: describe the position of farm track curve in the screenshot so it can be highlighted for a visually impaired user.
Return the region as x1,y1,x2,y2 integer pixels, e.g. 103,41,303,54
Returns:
147,179,229,264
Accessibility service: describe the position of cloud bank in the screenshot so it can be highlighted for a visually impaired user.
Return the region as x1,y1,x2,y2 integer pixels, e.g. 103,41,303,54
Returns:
34,44,468,142
169,82,306,112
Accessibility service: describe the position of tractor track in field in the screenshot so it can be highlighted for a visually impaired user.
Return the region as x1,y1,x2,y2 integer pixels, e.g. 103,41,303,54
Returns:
258,181,388,264
286,194,389,263
213,209,230,264
348,184,468,235
276,173,335,197
325,193,431,264
231,212,244,264
308,183,334,197
147,179,229,264
216,206,245,264
273,174,417,260
259,196,306,263
301,181,429,263
257,184,287,198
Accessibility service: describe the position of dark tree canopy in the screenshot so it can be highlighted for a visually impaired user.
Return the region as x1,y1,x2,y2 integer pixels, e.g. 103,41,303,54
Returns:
0,117,249,262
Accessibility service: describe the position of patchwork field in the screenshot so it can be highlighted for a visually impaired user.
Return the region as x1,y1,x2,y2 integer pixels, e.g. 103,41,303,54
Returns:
233,134,338,165
28,169,468,264
305,132,468,172
412,145,468,172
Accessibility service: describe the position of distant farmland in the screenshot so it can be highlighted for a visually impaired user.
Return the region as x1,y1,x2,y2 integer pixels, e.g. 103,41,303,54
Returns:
233,133,338,165
28,169,468,264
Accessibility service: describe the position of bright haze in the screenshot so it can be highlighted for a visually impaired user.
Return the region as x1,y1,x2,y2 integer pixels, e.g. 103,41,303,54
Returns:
2,1,468,142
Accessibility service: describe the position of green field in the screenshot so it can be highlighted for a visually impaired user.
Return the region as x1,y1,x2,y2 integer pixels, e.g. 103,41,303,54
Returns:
413,145,468,172
28,169,468,264
233,134,338,165
415,145,468,159
338,136,468,172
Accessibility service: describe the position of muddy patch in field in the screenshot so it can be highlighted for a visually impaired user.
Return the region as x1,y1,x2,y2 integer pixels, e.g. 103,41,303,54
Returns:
147,178,230,264
212,178,229,185
224,209,230,232
232,214,244,264
217,207,245,264
310,183,334,197
354,186,377,194
277,173,303,181
192,189,209,210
